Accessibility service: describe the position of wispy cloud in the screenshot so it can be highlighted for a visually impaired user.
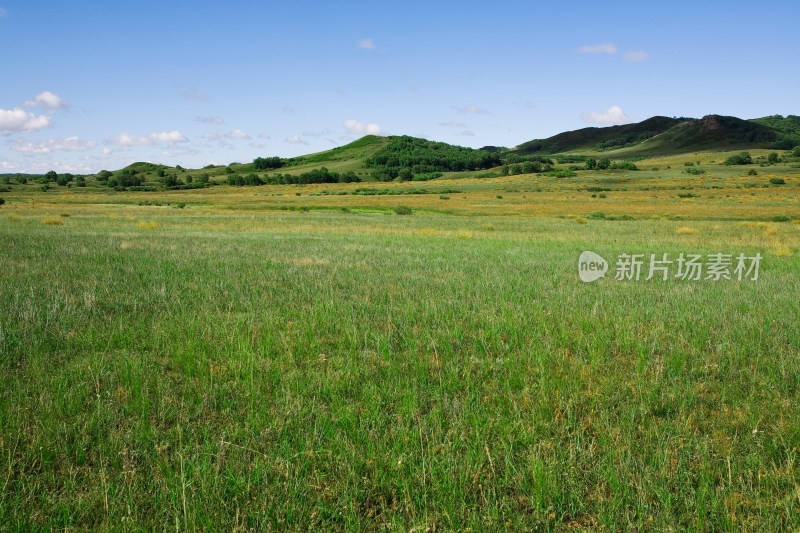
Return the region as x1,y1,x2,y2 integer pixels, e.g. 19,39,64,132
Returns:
456,130,475,137
281,105,295,114
302,128,331,138
202,129,251,142
344,118,382,135
0,107,51,134
439,119,469,128
581,105,631,126
453,104,490,115
195,115,225,125
623,50,649,62
176,86,208,101
11,136,96,154
285,135,309,145
0,7,7,19
357,38,375,50
578,43,617,55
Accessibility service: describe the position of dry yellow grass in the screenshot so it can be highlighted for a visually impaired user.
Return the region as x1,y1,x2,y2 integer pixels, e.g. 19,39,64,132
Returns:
136,221,158,230
676,226,699,235
41,216,64,226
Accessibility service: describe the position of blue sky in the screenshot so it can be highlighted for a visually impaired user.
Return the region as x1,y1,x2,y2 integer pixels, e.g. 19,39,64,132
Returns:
1,0,798,173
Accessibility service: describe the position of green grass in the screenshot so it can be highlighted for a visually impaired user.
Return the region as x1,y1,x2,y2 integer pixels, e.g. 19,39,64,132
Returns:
1,203,799,529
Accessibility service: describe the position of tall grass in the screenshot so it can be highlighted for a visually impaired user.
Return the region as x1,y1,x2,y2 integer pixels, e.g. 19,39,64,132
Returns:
1,210,798,530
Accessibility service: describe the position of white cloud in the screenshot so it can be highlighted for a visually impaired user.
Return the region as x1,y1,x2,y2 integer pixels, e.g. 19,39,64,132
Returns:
203,129,250,142
285,135,309,145
12,136,96,154
344,118,382,135
578,43,618,55
453,104,489,115
456,130,475,137
114,133,151,147
27,160,93,173
624,50,649,62
0,7,7,18
112,130,187,147
149,130,188,144
195,115,225,125
357,38,375,50
24,91,67,110
0,107,51,134
439,119,468,128
581,105,631,126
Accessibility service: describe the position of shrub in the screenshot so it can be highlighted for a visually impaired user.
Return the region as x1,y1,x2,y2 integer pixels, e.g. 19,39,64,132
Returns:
767,152,780,164
724,152,752,165
393,206,413,215
0,197,5,206
685,168,705,175
678,192,700,198
772,214,792,222
747,169,758,176
17,176,27,184
769,177,786,185
588,212,606,220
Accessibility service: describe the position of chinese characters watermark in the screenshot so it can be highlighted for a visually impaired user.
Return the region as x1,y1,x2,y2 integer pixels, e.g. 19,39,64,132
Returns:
578,251,762,283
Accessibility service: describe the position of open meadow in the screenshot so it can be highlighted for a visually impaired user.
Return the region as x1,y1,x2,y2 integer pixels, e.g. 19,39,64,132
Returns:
1,153,800,530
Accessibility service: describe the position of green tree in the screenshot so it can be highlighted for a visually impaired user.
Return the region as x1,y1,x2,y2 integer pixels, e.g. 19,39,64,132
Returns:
597,158,611,170
767,152,780,164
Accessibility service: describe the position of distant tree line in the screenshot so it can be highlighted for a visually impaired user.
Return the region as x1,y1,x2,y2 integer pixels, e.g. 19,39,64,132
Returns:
226,167,361,186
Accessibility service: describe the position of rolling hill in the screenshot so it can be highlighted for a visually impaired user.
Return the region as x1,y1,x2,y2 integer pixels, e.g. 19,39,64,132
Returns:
513,114,798,157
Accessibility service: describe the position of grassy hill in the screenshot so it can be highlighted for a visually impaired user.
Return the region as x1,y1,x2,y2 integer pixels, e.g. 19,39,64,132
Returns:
514,114,796,158
513,116,687,155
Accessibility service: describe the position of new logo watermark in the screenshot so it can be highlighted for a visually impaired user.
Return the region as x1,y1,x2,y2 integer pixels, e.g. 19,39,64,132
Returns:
579,251,762,282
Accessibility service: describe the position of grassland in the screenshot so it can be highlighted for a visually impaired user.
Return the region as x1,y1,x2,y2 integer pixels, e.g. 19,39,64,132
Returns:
1,151,800,530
